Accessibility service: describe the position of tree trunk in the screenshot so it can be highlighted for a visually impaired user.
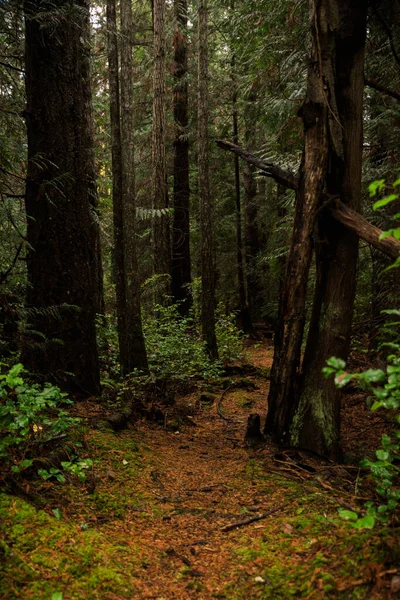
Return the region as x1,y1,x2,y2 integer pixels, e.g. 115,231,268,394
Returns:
231,53,251,333
291,0,367,459
152,0,170,302
23,0,100,395
198,0,218,359
265,0,336,441
171,0,192,316
106,0,126,364
120,0,148,374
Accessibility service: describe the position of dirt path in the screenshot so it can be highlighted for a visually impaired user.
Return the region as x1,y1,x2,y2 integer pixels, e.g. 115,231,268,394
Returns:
1,342,398,599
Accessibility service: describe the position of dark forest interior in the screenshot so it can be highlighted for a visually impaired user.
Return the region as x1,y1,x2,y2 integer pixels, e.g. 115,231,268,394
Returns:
1,0,400,598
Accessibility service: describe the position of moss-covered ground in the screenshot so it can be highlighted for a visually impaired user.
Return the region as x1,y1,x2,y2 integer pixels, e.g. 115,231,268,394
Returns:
0,344,399,599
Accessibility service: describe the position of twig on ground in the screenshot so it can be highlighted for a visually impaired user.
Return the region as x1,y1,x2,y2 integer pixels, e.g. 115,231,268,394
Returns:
217,385,236,422
221,503,289,532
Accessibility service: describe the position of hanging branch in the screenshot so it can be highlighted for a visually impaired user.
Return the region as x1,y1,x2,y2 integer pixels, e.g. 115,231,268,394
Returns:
330,200,400,260
0,243,23,285
365,79,400,103
215,140,299,191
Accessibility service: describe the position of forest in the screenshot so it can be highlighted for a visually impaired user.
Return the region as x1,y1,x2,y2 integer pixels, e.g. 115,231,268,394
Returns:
0,0,400,598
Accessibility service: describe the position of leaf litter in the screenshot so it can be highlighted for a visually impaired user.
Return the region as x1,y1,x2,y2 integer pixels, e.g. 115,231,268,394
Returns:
0,339,399,599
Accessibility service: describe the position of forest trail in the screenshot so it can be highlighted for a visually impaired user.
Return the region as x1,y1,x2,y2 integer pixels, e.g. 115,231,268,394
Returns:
1,341,399,600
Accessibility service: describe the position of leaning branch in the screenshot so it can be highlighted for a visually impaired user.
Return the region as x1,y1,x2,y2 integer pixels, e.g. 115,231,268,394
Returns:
365,79,400,104
216,139,400,261
330,200,400,260
216,140,299,191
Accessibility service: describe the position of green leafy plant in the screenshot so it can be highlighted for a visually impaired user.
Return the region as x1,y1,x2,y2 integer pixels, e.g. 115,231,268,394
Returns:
0,363,81,476
324,177,400,528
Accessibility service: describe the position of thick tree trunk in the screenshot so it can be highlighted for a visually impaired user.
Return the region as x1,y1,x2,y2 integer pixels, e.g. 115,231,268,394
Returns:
171,0,192,316
23,0,100,395
265,0,337,441
291,0,367,459
120,0,148,373
152,0,170,302
198,0,218,359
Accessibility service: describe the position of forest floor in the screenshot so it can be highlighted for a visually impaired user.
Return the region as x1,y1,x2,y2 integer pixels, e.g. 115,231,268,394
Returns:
0,338,399,600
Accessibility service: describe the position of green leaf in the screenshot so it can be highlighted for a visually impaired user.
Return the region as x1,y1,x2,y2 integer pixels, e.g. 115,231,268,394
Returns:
51,593,63,600
326,357,346,370
52,508,62,520
369,179,385,197
373,194,398,210
338,509,358,521
376,450,389,461
353,515,375,529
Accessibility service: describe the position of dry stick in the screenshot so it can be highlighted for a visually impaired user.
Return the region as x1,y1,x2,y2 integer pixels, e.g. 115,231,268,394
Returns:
221,503,289,532
217,385,236,422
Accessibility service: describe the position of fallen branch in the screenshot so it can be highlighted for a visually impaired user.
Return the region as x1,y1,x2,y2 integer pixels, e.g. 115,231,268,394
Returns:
365,79,400,103
217,140,400,261
217,385,235,422
216,140,299,191
221,503,289,532
330,199,400,260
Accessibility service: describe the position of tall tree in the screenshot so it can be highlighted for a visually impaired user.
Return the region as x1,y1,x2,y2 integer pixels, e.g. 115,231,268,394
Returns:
119,0,148,374
152,0,170,301
23,0,101,394
198,0,218,359
230,9,251,332
291,0,368,458
265,0,333,441
171,0,192,316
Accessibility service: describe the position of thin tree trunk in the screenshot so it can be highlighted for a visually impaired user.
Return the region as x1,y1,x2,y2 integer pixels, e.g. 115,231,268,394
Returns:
107,0,126,363
23,0,100,395
291,0,368,459
120,0,148,373
231,51,251,333
171,0,192,316
152,0,170,302
198,0,218,359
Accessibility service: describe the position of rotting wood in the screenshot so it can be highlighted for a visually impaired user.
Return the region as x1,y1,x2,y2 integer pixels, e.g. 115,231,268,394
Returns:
221,503,289,532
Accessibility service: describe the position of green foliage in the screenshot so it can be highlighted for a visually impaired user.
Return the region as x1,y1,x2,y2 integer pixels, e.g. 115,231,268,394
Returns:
143,303,222,383
324,177,400,528
0,363,80,475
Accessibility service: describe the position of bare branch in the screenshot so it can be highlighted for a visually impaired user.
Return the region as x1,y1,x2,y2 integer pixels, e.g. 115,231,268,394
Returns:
215,139,299,191
365,79,400,103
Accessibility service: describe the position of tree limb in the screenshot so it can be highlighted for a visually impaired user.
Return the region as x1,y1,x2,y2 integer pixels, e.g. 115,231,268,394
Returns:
216,139,299,191
0,243,23,285
330,200,400,260
365,79,400,103
216,139,400,261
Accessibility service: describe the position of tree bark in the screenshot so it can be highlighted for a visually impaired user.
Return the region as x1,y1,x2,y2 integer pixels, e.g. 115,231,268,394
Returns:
216,140,298,191
120,0,148,373
231,51,251,332
106,0,126,366
171,0,192,316
291,0,368,459
330,200,400,260
152,0,170,302
23,0,100,395
265,0,337,442
198,0,218,359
